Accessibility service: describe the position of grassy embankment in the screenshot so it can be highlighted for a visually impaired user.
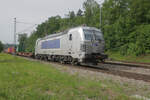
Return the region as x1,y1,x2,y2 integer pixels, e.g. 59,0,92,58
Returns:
106,51,150,63
0,53,141,100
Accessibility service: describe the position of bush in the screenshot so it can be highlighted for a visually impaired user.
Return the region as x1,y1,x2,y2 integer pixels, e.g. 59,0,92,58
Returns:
0,41,3,53
127,25,150,56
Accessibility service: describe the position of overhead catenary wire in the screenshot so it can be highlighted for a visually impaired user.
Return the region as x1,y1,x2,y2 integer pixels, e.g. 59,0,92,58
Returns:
15,20,38,34
13,18,39,45
16,24,37,35
16,21,38,25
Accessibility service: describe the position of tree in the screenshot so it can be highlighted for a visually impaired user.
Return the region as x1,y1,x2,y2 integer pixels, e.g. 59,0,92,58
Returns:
69,11,75,19
129,0,150,24
102,0,150,56
18,34,27,52
83,0,100,27
77,9,83,16
0,41,3,52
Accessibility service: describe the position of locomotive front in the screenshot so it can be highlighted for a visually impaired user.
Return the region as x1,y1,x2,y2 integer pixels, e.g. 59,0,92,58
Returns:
80,27,107,64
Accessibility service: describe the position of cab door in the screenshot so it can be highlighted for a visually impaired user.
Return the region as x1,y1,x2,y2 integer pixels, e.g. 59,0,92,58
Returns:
68,33,73,54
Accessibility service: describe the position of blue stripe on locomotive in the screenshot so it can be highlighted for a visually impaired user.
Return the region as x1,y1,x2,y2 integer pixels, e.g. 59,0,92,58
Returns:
41,39,60,49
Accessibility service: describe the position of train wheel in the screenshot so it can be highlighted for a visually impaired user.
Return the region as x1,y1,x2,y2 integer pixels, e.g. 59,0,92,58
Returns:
44,56,48,61
71,61,75,66
71,58,75,65
77,62,80,66
100,59,105,63
35,55,38,59
60,60,65,64
93,63,98,65
71,59,79,66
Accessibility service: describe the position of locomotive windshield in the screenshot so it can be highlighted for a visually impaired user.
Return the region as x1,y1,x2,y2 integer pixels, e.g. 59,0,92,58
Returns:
93,31,103,41
83,29,102,41
84,30,94,40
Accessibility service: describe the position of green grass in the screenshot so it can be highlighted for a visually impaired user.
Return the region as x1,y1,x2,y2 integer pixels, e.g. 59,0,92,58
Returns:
0,53,140,100
106,51,150,63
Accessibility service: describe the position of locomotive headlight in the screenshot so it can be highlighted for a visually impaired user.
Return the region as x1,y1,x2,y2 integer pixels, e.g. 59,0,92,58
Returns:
80,44,86,52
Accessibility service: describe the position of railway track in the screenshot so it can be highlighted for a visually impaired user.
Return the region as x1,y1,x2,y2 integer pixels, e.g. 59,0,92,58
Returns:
105,61,150,69
17,55,150,83
74,64,150,83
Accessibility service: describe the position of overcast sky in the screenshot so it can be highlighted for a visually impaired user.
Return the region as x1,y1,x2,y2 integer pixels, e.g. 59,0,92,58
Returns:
0,0,100,44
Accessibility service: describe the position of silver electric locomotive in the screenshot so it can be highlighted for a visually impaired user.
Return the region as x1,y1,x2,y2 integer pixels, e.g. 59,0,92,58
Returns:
35,26,107,65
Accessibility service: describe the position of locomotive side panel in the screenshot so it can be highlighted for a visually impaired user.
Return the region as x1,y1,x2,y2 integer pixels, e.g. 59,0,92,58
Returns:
35,33,70,56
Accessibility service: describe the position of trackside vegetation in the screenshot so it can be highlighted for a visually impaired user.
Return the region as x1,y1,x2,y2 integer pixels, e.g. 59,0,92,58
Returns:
107,51,150,63
0,41,3,52
0,53,140,100
18,0,150,57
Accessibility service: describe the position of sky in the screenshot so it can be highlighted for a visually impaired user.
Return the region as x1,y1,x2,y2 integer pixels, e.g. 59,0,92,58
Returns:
0,0,100,44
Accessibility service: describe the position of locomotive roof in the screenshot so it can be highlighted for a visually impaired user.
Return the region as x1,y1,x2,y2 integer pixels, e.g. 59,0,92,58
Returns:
39,26,101,40
40,31,68,40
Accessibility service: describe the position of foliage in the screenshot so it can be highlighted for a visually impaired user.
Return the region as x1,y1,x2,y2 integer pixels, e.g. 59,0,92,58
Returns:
106,51,150,63
77,9,83,16
127,25,150,55
25,32,39,52
83,0,100,28
0,41,3,53
102,0,150,56
18,34,27,52
19,0,150,56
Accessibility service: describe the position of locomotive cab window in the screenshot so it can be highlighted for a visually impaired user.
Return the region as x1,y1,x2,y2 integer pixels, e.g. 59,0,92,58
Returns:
84,29,102,41
83,30,94,40
69,34,72,40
